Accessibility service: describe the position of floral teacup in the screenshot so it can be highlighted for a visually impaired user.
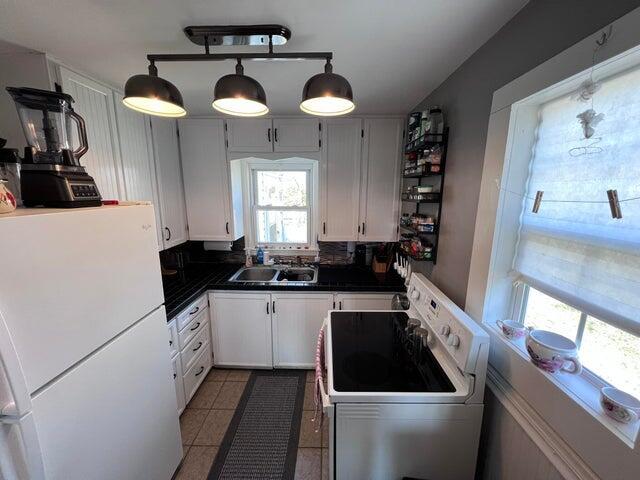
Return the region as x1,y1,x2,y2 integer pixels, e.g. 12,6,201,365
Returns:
525,329,582,374
600,387,640,424
496,319,529,340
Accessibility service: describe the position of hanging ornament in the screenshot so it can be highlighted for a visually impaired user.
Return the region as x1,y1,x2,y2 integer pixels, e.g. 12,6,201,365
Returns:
577,109,604,139
572,79,601,103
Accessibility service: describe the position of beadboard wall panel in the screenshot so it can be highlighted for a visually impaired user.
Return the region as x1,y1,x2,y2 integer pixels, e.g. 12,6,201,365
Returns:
478,388,565,480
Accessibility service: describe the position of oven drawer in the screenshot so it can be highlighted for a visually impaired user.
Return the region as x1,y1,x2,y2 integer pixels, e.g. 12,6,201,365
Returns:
178,310,209,350
176,295,208,331
182,325,210,372
183,347,212,404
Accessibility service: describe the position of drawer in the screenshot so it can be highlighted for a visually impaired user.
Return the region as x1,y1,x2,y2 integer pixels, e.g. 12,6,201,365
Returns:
171,355,185,415
181,325,210,373
177,295,209,331
167,319,179,358
183,347,212,404
179,310,209,350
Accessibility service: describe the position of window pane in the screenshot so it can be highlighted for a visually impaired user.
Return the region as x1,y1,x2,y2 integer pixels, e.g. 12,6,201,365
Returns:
256,210,307,243
256,171,307,207
580,316,640,399
522,287,581,341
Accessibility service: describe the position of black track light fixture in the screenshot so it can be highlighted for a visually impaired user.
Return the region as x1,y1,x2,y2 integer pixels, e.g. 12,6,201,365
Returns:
123,63,186,118
212,59,268,117
300,60,354,116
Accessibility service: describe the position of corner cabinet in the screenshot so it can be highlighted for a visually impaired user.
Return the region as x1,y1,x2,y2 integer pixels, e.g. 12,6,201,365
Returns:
179,119,243,241
225,118,320,153
150,118,188,249
209,292,273,368
320,117,403,242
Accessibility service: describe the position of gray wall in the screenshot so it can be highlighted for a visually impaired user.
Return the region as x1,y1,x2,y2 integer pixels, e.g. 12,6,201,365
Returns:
410,0,640,308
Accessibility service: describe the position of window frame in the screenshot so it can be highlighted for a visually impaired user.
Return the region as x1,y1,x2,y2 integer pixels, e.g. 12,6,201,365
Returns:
465,14,640,464
242,157,319,253
251,167,311,247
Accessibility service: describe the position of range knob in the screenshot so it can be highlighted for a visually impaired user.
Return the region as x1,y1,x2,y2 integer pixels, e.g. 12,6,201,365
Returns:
411,289,421,300
447,334,460,348
439,325,451,336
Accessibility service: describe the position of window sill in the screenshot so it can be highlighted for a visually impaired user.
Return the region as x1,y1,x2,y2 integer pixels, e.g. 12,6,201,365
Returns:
485,322,639,448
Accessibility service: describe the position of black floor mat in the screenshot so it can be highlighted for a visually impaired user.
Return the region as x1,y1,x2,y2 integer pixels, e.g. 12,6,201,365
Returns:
208,370,307,480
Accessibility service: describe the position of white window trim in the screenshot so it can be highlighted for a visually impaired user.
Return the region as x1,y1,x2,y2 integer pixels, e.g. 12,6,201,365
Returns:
241,157,319,254
465,8,640,478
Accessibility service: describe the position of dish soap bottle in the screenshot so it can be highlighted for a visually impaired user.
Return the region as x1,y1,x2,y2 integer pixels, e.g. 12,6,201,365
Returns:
256,246,264,264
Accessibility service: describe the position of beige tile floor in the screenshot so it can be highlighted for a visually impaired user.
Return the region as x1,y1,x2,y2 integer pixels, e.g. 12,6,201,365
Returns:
176,368,328,480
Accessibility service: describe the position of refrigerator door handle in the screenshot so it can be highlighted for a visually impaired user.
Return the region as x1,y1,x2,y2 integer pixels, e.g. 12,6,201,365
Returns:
0,309,32,418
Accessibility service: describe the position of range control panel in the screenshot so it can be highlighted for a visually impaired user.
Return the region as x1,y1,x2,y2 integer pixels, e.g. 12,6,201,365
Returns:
70,182,100,199
408,273,489,374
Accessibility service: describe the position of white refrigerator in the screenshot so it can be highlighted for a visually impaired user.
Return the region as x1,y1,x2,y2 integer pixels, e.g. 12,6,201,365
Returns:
0,205,182,480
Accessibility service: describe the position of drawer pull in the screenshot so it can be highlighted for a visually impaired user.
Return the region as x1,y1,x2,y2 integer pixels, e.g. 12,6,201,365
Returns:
169,340,173,346
192,341,203,352
190,321,201,331
189,306,200,316
173,373,177,379
195,366,205,377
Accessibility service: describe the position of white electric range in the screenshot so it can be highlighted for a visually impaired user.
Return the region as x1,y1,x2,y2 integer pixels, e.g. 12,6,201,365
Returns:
319,272,490,480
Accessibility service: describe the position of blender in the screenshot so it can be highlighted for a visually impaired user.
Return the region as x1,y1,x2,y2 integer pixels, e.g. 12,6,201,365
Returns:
6,86,101,207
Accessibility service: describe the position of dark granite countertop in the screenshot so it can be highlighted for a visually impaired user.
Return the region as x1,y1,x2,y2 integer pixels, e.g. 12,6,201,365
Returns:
162,263,405,321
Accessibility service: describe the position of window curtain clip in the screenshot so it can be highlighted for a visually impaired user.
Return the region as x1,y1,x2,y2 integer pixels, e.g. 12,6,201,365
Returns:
607,189,622,219
532,191,544,213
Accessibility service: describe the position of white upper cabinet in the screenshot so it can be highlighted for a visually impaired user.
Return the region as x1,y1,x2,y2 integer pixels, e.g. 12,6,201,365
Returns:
113,96,163,248
59,66,123,200
225,118,273,152
226,118,321,153
320,118,362,241
150,118,188,249
272,118,320,152
359,118,403,241
179,118,243,241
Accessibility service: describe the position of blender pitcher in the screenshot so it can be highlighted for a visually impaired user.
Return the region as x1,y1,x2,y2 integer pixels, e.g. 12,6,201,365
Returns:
6,87,88,166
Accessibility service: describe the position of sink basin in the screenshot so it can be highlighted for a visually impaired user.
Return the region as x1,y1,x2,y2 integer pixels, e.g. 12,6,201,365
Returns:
229,265,318,284
231,267,278,282
276,268,316,282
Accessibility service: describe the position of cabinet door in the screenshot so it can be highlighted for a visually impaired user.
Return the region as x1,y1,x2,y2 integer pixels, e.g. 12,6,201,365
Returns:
226,118,273,152
359,118,403,241
273,118,320,152
320,118,362,241
151,118,188,249
334,293,395,311
171,355,186,415
113,96,163,249
59,67,123,200
209,292,273,368
272,293,333,368
179,119,234,240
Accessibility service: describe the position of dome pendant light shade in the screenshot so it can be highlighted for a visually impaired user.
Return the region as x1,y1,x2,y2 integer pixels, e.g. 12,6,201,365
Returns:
123,64,186,118
300,61,354,116
212,60,269,117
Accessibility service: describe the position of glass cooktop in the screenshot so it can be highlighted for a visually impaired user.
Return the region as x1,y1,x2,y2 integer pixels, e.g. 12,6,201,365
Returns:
330,311,455,393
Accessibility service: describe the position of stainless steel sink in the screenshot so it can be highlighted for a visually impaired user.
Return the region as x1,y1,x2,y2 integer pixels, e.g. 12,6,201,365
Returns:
229,265,318,284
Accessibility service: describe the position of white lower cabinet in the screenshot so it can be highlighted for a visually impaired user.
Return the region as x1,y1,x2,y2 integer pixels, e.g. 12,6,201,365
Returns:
166,294,212,412
207,290,397,369
272,293,333,368
171,355,186,415
334,293,395,311
209,292,273,368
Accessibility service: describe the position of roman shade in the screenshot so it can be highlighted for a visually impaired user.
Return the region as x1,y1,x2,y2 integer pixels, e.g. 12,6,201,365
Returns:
513,65,640,336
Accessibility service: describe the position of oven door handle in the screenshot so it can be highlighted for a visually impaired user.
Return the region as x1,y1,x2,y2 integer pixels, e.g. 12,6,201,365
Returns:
318,319,333,413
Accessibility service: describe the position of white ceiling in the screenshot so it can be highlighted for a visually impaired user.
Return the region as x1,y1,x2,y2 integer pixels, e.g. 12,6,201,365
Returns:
0,0,528,116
